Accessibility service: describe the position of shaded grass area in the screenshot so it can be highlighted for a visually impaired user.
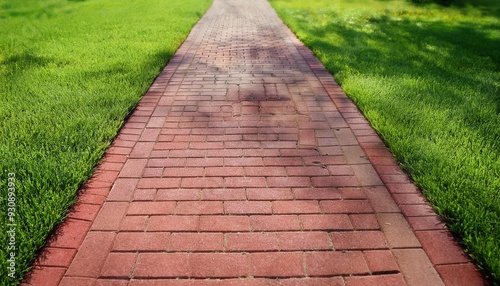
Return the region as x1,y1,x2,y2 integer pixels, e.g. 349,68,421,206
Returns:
0,0,212,284
270,0,500,283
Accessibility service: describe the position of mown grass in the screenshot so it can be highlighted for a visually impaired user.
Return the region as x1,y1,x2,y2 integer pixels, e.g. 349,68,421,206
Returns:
0,0,212,284
270,0,500,283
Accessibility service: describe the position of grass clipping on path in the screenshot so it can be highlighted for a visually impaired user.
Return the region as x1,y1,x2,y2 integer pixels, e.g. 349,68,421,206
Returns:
0,0,212,283
270,0,500,283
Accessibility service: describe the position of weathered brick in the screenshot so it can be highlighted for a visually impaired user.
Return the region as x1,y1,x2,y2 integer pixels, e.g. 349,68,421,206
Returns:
225,177,267,188
190,253,250,278
137,178,181,189
134,253,189,278
127,201,176,215
176,201,224,215
377,213,421,248
67,203,101,222
363,250,400,273
250,252,304,277
118,215,148,231
22,267,66,286
300,214,353,231
247,188,293,200
66,232,116,277
112,232,169,251
92,202,128,231
108,178,138,201
272,200,321,214
225,201,273,214
119,159,147,178
268,177,311,188
34,247,76,268
292,188,341,200
202,188,247,200
169,233,224,251
349,214,380,230
312,176,359,187
320,200,373,214
199,215,251,232
305,251,369,276
181,177,224,188
345,274,406,286
245,166,287,177
156,188,200,201
147,215,199,231
436,264,487,286
415,230,469,265
100,253,137,278
276,231,332,251
331,231,388,250
392,249,445,286
225,233,279,252
250,215,301,231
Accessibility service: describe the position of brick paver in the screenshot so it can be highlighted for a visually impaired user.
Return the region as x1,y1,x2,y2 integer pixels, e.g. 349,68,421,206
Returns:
22,0,488,285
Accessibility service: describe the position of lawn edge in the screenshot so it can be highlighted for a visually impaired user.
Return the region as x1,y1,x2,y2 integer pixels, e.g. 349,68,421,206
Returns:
18,7,209,285
274,9,490,286
20,2,489,285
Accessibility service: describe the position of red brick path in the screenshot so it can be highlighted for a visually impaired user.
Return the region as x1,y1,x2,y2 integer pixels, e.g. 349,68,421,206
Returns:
23,0,487,285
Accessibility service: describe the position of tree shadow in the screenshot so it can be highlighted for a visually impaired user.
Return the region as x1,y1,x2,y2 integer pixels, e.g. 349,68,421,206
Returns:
2,53,57,70
450,0,500,17
294,12,500,147
285,10,500,281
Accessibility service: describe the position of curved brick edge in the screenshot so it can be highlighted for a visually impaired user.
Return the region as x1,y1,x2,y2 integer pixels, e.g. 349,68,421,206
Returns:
278,15,490,286
19,22,203,286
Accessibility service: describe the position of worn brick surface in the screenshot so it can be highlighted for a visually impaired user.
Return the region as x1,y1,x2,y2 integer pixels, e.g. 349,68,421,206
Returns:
148,215,199,232
112,232,170,251
100,253,137,278
250,215,301,231
345,274,407,286
377,213,421,248
300,214,353,230
331,231,388,250
169,233,224,252
363,250,400,273
190,253,250,278
305,252,370,276
349,214,380,230
46,219,92,249
58,277,95,286
27,0,486,285
435,264,487,286
277,231,333,251
134,253,190,278
107,178,138,201
225,232,279,252
250,252,304,277
22,266,66,286
65,232,116,277
67,202,102,221
34,247,77,268
392,249,445,286
415,230,470,265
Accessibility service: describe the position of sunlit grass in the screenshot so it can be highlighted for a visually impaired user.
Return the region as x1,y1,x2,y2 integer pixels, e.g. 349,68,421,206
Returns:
270,0,500,283
0,0,212,284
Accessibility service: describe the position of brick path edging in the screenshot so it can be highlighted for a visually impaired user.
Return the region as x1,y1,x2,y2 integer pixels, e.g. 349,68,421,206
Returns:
286,23,488,286
19,19,191,286
20,0,489,285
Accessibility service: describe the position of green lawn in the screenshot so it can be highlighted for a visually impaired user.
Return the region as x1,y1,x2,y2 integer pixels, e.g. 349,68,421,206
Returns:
0,0,211,284
270,0,500,283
